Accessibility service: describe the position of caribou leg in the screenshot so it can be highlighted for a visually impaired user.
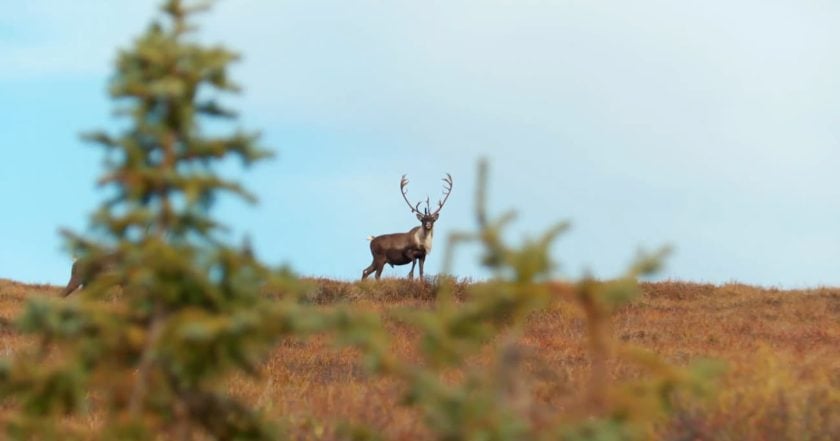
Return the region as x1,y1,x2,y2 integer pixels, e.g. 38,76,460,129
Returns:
370,255,386,280
362,262,376,280
407,259,417,279
362,251,388,280
61,260,83,297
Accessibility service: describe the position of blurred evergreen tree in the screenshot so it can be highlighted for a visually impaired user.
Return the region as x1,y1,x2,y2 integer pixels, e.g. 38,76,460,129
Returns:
0,1,300,439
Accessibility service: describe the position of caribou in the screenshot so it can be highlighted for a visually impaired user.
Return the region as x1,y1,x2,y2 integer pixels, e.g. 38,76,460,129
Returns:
361,173,453,280
61,252,119,297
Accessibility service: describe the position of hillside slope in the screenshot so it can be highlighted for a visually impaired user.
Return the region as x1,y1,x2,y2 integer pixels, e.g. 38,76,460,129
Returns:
1,278,838,439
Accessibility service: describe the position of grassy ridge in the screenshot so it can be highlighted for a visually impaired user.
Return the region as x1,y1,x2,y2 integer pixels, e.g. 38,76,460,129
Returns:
1,278,838,439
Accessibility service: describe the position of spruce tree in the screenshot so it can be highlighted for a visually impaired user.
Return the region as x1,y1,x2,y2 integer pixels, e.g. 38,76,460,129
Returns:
0,1,298,439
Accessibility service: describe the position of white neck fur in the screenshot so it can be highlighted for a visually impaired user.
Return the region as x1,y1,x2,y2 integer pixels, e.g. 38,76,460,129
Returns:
413,227,434,253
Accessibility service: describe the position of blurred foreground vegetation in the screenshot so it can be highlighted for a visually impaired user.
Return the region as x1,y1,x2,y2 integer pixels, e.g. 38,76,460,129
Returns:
1,278,838,439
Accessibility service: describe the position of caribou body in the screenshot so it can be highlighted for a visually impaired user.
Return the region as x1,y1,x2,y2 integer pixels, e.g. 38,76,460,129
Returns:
362,174,452,280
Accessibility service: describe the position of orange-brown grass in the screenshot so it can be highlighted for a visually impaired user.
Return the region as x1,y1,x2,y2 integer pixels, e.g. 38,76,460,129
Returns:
1,278,838,440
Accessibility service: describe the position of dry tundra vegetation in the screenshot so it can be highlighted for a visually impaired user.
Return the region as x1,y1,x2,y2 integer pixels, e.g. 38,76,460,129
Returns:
1,1,838,440
1,278,838,440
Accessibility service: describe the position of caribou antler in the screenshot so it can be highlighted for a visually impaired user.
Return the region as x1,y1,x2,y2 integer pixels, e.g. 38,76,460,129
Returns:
400,175,422,214
430,173,453,215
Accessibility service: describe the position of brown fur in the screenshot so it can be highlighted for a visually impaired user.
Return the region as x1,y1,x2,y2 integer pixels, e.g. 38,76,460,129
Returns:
362,223,432,280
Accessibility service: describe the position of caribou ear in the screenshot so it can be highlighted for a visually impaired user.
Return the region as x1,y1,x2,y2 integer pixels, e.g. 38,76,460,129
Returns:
433,213,439,221
416,213,423,221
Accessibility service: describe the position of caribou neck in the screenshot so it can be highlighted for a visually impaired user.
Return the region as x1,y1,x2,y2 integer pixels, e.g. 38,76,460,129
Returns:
412,225,434,253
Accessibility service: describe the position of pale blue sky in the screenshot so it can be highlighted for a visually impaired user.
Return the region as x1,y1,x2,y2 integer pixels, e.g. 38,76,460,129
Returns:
1,0,839,287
